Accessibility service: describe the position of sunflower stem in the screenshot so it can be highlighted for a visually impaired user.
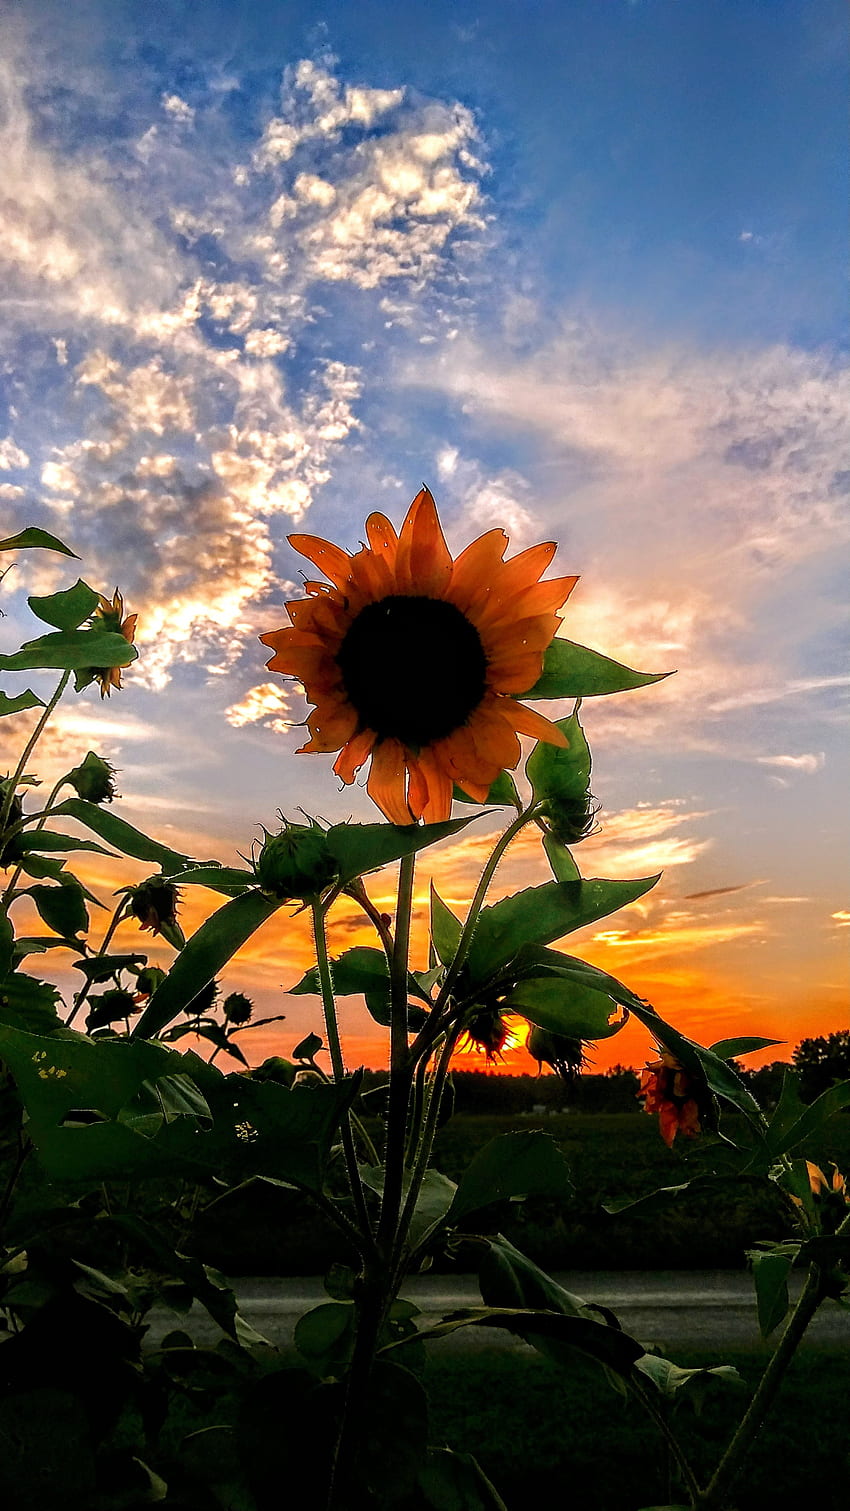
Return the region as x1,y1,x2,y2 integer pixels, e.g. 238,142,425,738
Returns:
392,1023,461,1282
377,851,416,1258
627,1369,702,1505
0,670,71,834
311,898,375,1247
65,895,131,1027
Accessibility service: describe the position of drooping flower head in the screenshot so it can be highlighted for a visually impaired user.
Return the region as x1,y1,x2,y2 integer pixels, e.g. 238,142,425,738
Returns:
527,1025,590,1082
460,1002,517,1064
638,1048,704,1146
260,488,578,824
90,589,138,698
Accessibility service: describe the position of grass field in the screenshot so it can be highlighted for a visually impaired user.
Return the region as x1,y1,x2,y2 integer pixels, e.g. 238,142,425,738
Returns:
193,1111,850,1274
425,1345,850,1510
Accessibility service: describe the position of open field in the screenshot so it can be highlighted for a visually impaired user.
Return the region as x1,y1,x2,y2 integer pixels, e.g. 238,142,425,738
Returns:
425,1347,850,1510
191,1111,850,1274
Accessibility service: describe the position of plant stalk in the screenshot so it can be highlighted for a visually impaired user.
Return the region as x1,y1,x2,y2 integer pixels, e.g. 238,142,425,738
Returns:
0,670,71,834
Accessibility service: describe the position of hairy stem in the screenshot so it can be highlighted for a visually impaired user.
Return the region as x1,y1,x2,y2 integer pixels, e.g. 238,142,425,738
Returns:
376,851,416,1258
696,1260,833,1509
65,895,130,1026
311,897,374,1248
628,1369,702,1505
0,670,71,834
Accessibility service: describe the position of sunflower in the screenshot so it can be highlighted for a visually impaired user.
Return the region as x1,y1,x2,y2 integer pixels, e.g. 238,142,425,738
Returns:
638,1049,703,1147
260,488,578,823
91,589,138,698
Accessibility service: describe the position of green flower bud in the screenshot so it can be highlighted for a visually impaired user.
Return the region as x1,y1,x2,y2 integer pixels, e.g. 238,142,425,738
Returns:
254,823,337,900
223,991,253,1025
0,780,24,867
67,751,118,804
86,988,138,1031
127,878,180,936
540,794,600,845
135,965,166,998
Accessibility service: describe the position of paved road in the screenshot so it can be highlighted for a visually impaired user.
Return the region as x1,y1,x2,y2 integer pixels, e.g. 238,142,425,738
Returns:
146,1271,848,1354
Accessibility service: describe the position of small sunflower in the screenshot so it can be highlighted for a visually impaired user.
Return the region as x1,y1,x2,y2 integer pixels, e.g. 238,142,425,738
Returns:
260,488,578,823
638,1048,703,1147
91,589,138,698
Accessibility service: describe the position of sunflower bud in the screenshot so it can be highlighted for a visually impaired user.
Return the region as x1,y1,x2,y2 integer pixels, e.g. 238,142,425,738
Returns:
126,877,183,949
0,781,24,867
67,751,118,804
527,1026,589,1082
540,795,599,845
86,988,138,1031
135,965,166,998
254,823,337,900
223,991,253,1025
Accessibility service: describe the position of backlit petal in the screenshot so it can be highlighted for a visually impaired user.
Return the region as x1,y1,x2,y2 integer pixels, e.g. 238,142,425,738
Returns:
334,728,376,784
288,534,355,591
367,739,413,825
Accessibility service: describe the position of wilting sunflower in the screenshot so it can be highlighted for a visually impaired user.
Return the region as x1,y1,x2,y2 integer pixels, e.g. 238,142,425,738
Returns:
638,1048,703,1147
91,589,138,698
260,488,578,823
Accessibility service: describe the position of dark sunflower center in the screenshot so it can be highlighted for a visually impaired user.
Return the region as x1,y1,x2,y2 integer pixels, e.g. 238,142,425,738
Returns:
336,595,487,747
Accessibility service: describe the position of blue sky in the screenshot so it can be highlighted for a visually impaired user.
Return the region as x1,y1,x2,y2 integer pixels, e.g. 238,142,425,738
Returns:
1,0,847,1067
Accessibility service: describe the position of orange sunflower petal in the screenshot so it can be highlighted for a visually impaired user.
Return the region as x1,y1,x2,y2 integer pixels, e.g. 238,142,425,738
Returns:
366,739,413,825
396,487,453,597
333,728,377,784
465,697,522,771
302,700,360,752
485,648,550,694
407,747,454,822
505,701,569,747
288,534,355,591
365,511,400,565
448,530,509,612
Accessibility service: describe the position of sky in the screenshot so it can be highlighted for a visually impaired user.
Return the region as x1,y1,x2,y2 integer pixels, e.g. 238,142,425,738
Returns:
1,0,847,1076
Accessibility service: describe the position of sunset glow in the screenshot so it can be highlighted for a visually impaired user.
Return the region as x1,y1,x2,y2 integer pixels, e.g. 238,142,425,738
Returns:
1,1,846,1074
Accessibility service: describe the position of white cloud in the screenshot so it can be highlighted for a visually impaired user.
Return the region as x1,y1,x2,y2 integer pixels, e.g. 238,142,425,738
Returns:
162,93,195,126
755,752,825,774
0,437,29,470
225,682,293,731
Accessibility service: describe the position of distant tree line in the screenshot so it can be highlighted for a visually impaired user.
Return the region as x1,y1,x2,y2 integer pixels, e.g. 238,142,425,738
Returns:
358,1031,849,1115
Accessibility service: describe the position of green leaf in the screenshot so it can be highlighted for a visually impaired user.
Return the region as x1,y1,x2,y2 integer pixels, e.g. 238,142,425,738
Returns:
634,1356,744,1404
0,527,78,557
0,628,137,674
134,890,285,1038
0,913,12,976
18,831,113,856
160,1017,250,1067
748,1250,793,1337
761,1078,850,1161
50,798,192,873
466,875,659,985
27,580,100,631
0,968,62,1032
0,689,45,717
71,953,146,981
406,1306,644,1375
798,1234,850,1269
503,975,628,1041
295,1300,356,1372
449,1132,573,1221
527,709,591,804
28,880,89,937
361,1361,430,1502
709,1036,784,1060
361,1165,458,1251
453,771,520,808
521,637,671,699
325,814,479,885
603,1172,737,1218
291,945,392,997
19,854,68,882
417,1448,509,1511
162,864,255,893
293,1031,324,1062
431,882,463,967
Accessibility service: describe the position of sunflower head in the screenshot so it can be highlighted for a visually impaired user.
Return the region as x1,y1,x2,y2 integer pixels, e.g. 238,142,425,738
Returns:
86,589,138,698
254,822,338,900
127,877,181,941
86,988,139,1032
638,1048,706,1146
527,1026,590,1082
68,751,118,804
460,1001,516,1064
260,487,578,824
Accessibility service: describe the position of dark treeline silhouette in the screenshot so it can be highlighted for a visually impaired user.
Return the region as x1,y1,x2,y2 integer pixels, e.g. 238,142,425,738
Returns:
355,1034,848,1116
